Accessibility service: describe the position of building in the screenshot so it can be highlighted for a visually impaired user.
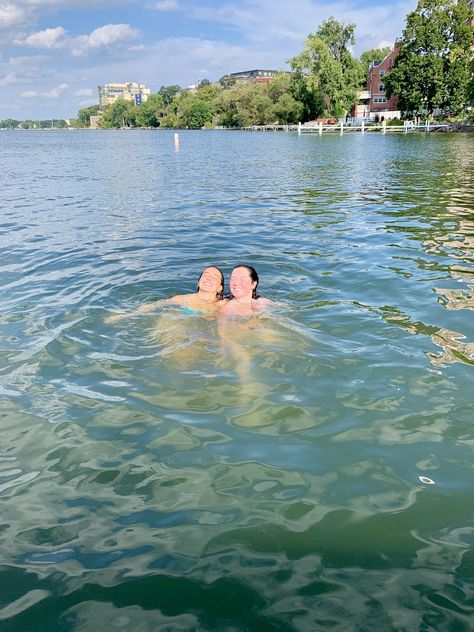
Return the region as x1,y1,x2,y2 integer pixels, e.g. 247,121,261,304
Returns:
229,69,290,84
98,83,151,108
352,90,371,120
90,115,101,129
367,43,400,118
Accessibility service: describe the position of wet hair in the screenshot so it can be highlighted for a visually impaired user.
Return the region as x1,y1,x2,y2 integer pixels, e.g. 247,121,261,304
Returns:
232,264,260,299
197,266,225,300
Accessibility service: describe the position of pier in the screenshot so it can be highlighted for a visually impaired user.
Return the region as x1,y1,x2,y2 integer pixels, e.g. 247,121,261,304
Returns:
245,121,450,134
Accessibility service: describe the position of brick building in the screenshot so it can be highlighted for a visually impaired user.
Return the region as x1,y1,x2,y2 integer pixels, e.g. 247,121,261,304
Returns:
367,43,400,117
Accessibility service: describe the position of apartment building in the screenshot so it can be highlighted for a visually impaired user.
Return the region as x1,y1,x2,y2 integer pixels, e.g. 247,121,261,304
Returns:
98,83,151,108
367,43,400,117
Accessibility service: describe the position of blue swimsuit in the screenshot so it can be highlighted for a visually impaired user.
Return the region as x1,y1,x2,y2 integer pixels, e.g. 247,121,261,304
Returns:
180,306,204,316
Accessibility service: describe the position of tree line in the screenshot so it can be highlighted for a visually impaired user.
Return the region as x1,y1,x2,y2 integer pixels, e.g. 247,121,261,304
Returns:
0,119,68,129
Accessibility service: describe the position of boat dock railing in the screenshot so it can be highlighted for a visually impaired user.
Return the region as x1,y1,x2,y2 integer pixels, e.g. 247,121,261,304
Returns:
244,120,450,134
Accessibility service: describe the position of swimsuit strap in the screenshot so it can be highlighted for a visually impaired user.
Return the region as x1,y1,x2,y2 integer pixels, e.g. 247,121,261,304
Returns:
180,305,203,315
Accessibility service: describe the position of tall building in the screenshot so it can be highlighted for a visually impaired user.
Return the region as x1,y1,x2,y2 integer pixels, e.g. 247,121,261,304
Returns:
98,83,151,108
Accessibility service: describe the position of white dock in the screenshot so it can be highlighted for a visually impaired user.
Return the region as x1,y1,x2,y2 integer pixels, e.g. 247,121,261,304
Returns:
245,121,450,134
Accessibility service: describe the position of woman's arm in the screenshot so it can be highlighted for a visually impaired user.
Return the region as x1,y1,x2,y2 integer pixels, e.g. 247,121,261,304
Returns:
105,299,167,323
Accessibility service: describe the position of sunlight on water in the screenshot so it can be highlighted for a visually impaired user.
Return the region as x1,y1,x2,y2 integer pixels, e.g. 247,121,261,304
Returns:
1,130,473,631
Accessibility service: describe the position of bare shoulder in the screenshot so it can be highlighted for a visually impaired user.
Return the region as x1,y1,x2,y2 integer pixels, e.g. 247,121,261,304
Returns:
168,294,187,306
255,297,272,309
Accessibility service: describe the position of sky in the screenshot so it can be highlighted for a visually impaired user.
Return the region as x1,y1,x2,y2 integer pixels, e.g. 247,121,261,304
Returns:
0,0,417,120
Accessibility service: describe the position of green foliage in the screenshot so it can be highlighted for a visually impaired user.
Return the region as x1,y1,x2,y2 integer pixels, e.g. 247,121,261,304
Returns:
385,0,474,115
183,98,214,128
0,119,21,129
214,83,274,126
77,104,100,127
134,93,165,127
360,47,391,71
157,84,182,106
1,119,68,129
271,93,304,124
99,99,138,128
288,71,324,121
289,17,361,117
218,74,237,89
468,59,474,107
196,82,221,101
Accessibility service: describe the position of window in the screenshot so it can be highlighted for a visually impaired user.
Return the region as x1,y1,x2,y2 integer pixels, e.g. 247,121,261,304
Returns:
379,83,385,92
380,70,385,77
373,97,387,103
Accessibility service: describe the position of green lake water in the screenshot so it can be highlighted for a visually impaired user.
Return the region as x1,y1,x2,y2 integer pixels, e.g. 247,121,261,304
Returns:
0,129,473,630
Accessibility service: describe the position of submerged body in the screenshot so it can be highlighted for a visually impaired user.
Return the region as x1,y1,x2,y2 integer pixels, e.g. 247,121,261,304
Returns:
220,265,271,317
105,266,225,323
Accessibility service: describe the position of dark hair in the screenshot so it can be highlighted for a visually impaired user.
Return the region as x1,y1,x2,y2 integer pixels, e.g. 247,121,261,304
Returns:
197,266,225,300
232,264,259,299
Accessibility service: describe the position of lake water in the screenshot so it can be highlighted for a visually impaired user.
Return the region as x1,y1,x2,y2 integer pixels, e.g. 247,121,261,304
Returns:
1,129,473,631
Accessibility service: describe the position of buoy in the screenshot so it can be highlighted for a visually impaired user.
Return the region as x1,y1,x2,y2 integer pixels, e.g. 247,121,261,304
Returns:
419,475,435,485
174,133,179,150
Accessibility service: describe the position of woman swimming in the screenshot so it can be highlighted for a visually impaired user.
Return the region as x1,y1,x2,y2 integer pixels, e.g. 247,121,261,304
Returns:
105,266,225,323
220,265,271,317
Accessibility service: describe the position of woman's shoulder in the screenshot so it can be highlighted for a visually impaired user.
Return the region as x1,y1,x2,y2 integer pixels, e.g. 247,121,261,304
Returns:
255,297,271,308
168,293,196,306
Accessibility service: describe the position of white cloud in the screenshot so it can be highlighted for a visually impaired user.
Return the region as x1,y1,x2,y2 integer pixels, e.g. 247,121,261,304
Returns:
16,26,67,48
0,3,29,29
147,0,179,10
16,0,133,6
46,81,68,96
0,72,18,85
21,81,68,98
9,55,48,65
72,23,140,56
189,0,413,55
74,87,93,96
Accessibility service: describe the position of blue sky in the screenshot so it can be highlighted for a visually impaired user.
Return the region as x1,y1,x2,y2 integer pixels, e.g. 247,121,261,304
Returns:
0,0,417,120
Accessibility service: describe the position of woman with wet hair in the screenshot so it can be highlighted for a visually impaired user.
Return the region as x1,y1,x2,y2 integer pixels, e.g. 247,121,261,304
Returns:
106,266,226,322
221,264,271,316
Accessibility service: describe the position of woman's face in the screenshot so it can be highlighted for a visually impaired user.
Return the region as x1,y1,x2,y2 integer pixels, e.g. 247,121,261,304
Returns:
198,267,223,295
230,267,256,300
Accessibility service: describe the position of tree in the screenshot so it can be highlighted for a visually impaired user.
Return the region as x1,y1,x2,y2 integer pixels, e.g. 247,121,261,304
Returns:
214,83,273,126
288,70,324,121
271,93,304,123
158,84,182,106
360,47,391,71
135,93,165,127
0,119,20,129
197,78,211,88
289,17,361,118
77,104,100,127
385,0,474,116
99,99,138,128
218,74,237,89
183,98,214,128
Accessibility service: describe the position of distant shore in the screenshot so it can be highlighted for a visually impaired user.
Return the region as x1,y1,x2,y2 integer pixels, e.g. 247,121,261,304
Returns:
2,122,474,132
